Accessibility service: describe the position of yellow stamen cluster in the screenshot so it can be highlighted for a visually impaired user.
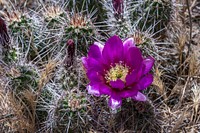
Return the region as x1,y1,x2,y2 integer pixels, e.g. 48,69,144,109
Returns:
105,63,129,83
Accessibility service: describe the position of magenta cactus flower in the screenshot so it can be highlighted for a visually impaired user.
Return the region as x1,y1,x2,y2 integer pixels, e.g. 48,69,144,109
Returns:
82,35,155,110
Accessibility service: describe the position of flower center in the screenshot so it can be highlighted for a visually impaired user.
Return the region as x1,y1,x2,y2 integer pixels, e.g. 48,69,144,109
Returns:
105,63,129,83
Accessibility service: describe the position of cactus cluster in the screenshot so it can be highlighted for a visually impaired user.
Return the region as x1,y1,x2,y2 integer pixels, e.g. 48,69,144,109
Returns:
0,0,199,132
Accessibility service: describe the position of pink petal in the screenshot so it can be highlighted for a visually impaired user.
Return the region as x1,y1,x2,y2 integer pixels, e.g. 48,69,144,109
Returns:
123,38,135,53
110,79,125,90
125,70,138,86
132,92,147,101
86,57,104,73
143,57,155,74
81,57,88,69
108,97,122,110
126,47,143,70
87,71,104,84
88,45,102,60
87,85,100,96
119,85,139,98
138,74,153,90
102,35,124,65
99,84,112,95
94,42,104,52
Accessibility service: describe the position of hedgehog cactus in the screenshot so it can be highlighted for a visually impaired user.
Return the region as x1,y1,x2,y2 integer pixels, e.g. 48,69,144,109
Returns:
102,0,132,37
131,0,171,34
65,12,95,38
45,90,88,132
42,5,65,28
3,10,30,34
64,11,97,53
2,10,40,61
9,65,39,93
